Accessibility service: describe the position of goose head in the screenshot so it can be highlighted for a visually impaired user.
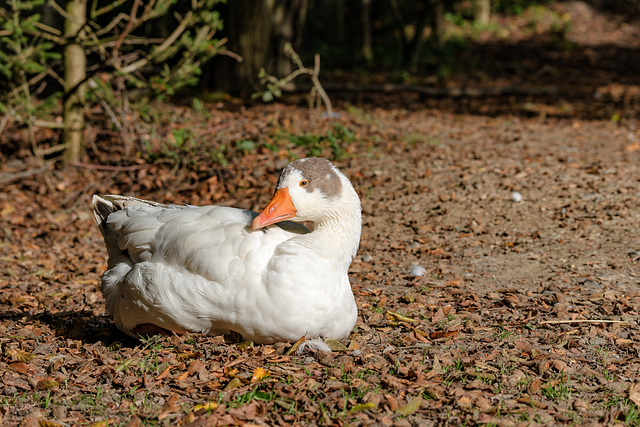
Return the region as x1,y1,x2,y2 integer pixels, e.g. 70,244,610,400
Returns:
251,157,361,233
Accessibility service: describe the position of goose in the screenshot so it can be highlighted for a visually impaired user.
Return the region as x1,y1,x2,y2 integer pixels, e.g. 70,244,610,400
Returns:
92,157,362,344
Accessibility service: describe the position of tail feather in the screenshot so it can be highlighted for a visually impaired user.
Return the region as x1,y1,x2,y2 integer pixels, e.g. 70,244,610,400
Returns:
92,194,167,234
92,195,119,237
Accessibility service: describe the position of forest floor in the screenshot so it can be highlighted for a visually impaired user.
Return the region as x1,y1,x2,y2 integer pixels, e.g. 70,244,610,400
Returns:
1,1,640,426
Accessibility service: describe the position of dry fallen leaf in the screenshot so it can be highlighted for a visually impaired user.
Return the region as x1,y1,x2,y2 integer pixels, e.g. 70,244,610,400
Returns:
629,383,640,407
285,336,306,356
325,339,349,351
87,420,118,427
386,310,418,324
37,421,65,427
350,402,376,413
193,401,218,412
251,367,270,383
429,330,459,340
223,377,243,391
5,348,35,362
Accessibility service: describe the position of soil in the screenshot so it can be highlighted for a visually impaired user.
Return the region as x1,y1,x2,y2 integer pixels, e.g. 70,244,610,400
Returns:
1,1,640,426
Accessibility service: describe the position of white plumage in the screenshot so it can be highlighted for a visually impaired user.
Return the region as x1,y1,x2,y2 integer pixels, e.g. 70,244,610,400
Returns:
92,157,361,344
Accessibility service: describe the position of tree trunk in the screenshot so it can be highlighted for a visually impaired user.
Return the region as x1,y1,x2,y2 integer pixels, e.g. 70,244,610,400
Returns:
406,5,430,68
429,0,444,47
62,0,87,165
474,0,491,26
361,0,373,66
212,0,307,96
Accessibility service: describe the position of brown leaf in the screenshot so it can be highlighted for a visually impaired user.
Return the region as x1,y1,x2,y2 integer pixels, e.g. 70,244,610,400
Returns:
476,396,494,413
538,358,553,375
5,348,35,362
385,394,398,411
155,365,172,380
38,421,65,427
187,359,205,376
175,371,189,381
429,355,444,376
412,330,429,343
573,398,589,412
431,308,445,323
285,336,306,356
429,330,459,340
457,395,472,410
124,417,142,427
8,362,30,374
517,396,547,409
629,383,640,407
527,378,543,395
157,394,181,421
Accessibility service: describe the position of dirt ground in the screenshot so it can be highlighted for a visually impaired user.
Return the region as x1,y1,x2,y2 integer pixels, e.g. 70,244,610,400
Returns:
1,1,640,426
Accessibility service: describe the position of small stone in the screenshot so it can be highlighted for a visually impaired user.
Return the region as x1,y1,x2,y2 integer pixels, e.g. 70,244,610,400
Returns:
511,191,523,202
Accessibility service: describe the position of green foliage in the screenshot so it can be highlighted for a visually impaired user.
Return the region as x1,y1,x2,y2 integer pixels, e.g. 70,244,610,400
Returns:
0,0,229,159
235,139,256,153
541,379,571,402
281,124,354,160
230,385,276,407
605,396,640,425
493,0,553,16
0,0,62,118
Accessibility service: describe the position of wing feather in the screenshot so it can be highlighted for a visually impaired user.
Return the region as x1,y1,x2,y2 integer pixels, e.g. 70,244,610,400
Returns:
105,203,305,283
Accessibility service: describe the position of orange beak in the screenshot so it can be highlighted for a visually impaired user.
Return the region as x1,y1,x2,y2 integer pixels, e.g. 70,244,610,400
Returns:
251,188,297,230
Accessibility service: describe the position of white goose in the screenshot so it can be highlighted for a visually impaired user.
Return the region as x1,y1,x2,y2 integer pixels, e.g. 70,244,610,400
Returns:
92,157,361,344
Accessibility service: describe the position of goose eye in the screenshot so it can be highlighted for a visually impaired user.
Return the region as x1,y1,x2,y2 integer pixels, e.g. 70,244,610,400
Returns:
299,179,309,187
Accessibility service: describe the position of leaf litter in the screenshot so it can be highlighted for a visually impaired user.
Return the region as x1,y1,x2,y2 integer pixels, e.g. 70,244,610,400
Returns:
1,6,640,424
1,100,639,426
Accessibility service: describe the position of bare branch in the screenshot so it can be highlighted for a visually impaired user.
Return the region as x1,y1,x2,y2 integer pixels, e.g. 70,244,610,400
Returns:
0,113,12,136
69,161,149,171
46,0,73,23
118,11,195,74
311,54,332,117
92,0,130,19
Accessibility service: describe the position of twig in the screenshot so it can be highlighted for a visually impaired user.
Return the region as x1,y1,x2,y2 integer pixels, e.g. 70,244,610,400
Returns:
46,0,74,24
118,11,195,74
92,0,130,18
69,161,150,171
65,0,146,101
259,44,332,117
540,319,634,325
0,113,11,135
35,144,66,156
300,82,560,98
0,168,47,186
311,54,332,117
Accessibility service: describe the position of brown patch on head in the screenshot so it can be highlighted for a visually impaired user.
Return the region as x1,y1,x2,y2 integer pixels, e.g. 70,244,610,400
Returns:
280,157,343,199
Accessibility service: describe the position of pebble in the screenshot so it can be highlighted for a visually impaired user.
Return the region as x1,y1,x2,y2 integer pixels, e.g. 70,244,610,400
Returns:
511,191,523,202
362,254,373,262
